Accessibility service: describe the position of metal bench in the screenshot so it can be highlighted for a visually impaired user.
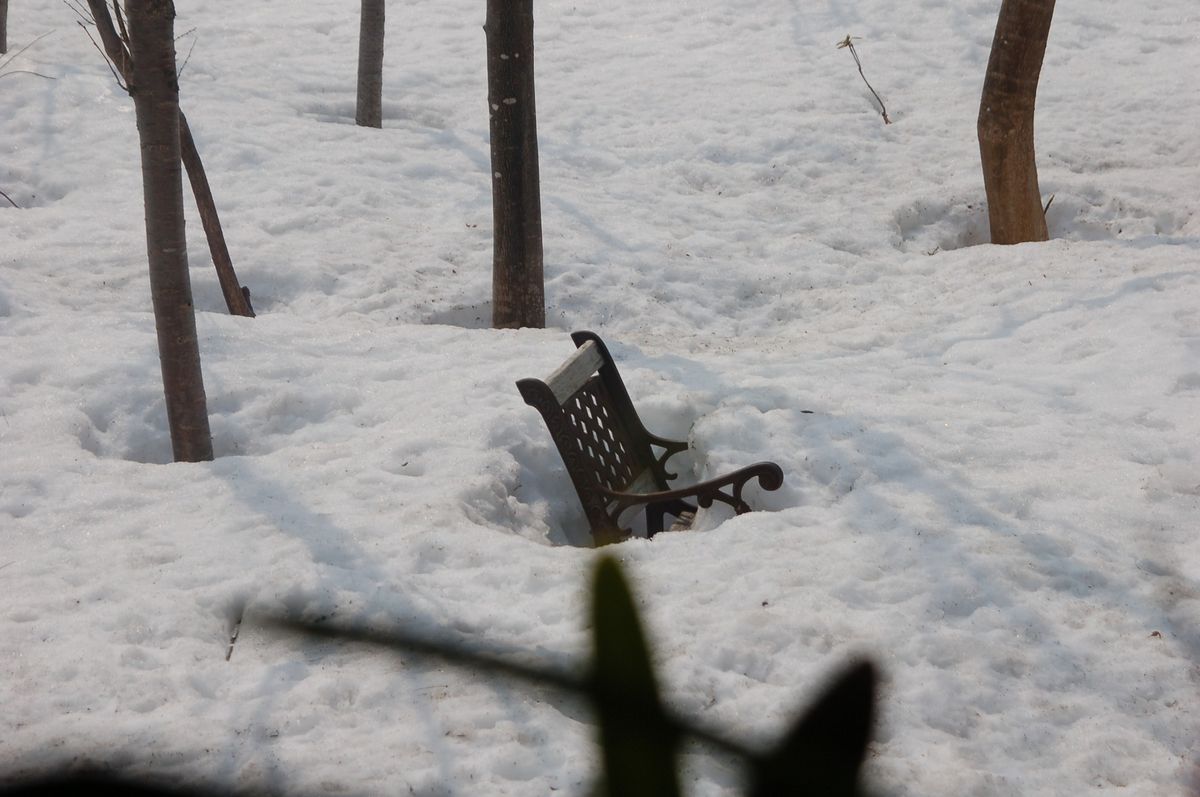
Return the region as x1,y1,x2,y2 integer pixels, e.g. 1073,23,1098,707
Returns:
517,332,784,545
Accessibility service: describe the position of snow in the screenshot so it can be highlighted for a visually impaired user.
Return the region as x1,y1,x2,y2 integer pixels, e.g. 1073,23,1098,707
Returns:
2,0,1198,793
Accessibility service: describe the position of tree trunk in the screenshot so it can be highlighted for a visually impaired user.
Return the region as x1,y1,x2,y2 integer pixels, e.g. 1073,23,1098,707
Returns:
1,0,8,55
356,0,384,128
978,0,1055,245
485,0,544,329
86,0,253,318
127,0,213,462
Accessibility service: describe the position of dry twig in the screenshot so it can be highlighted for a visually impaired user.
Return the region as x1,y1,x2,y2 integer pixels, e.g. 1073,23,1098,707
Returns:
176,32,197,78
75,19,126,90
0,30,57,80
63,0,91,23
837,34,891,124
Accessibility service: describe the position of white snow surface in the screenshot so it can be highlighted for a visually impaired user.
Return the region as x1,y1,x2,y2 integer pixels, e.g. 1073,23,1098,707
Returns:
3,0,1200,793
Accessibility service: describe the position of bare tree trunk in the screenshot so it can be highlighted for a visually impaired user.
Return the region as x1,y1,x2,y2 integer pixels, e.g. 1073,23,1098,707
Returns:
127,0,213,462
1,0,8,55
356,0,384,128
485,0,544,329
978,0,1055,245
86,0,253,317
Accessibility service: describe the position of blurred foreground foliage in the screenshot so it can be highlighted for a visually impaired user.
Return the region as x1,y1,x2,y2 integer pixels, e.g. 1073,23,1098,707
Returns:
1,558,879,796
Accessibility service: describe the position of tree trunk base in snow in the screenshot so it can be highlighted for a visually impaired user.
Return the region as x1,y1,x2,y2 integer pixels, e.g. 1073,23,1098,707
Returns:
978,127,1049,245
977,0,1055,245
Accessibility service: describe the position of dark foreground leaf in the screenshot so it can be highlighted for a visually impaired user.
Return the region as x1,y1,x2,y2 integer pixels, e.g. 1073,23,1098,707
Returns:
748,660,877,797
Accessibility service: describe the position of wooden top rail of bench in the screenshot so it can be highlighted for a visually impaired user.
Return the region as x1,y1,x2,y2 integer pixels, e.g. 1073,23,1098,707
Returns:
544,339,604,404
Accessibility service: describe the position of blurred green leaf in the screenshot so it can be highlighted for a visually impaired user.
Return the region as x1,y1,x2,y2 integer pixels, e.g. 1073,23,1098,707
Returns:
590,557,681,797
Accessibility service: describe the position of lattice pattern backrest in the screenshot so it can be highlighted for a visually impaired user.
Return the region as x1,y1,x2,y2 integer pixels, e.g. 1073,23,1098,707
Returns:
561,376,646,492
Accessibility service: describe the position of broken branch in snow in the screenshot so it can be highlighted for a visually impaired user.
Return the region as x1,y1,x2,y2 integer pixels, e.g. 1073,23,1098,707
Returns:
225,615,243,662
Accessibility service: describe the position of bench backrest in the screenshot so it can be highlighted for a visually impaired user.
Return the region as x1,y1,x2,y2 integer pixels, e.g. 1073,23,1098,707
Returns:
517,332,668,535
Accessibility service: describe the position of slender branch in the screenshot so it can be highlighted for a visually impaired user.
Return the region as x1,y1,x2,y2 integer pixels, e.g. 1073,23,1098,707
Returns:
62,0,92,25
176,33,197,78
837,35,891,124
112,0,129,48
0,69,56,80
0,29,55,75
0,188,20,209
75,19,126,91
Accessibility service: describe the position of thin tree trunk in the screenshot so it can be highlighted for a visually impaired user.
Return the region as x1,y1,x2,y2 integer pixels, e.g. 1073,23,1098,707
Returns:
485,0,544,329
978,0,1055,245
127,0,213,462
356,0,384,128
0,0,8,55
86,0,253,317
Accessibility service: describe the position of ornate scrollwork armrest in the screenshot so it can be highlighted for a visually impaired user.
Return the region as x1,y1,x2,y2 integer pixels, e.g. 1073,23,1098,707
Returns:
645,433,690,479
601,462,783,518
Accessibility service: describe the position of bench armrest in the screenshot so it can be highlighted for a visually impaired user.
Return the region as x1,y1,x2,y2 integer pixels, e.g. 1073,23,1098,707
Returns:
645,433,689,479
600,462,783,518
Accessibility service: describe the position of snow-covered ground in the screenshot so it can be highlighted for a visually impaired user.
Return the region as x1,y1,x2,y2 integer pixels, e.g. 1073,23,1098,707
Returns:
2,0,1199,793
